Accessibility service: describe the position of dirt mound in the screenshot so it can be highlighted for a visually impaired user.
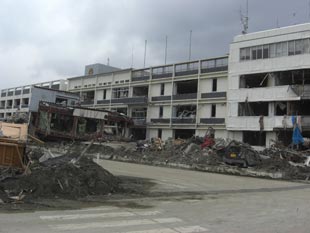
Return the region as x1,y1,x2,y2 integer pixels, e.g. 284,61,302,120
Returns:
0,156,120,202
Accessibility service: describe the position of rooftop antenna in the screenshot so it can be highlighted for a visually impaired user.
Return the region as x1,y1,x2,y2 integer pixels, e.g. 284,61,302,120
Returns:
143,40,147,68
164,35,168,65
308,0,310,21
107,57,110,66
131,45,134,68
292,12,297,25
188,30,192,61
240,0,249,34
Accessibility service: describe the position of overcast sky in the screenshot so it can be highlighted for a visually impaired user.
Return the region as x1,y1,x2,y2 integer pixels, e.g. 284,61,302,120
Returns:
0,0,309,89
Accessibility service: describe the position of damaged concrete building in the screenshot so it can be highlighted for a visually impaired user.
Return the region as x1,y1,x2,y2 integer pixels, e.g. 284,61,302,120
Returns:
227,23,310,147
67,58,228,140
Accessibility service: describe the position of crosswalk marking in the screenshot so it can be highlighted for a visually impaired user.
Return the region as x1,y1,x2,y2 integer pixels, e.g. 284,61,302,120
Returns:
49,218,183,231
40,210,161,221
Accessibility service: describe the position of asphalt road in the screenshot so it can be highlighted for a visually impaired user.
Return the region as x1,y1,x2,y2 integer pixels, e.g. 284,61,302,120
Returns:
1,160,310,233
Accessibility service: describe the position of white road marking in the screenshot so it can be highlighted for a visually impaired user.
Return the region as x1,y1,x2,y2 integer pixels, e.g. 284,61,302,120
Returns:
40,210,161,220
74,206,119,212
114,225,208,233
174,225,209,232
157,181,187,189
49,218,183,231
154,218,183,223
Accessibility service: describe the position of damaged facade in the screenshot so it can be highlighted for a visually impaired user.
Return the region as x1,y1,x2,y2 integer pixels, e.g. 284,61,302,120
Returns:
228,23,310,147
67,59,228,140
33,101,132,140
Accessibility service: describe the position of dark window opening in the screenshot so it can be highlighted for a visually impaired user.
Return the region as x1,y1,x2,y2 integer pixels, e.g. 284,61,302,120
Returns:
158,129,162,139
174,129,195,139
103,89,107,99
211,104,216,117
175,79,197,94
275,102,287,115
243,131,266,146
131,128,146,140
240,73,269,88
160,83,165,95
159,106,163,118
212,79,217,92
111,108,127,115
55,98,68,105
77,118,99,135
133,86,148,97
238,102,269,116
51,113,74,133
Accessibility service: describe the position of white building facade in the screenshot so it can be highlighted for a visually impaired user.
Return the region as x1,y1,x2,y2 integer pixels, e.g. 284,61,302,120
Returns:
68,58,228,140
0,80,67,120
228,23,310,147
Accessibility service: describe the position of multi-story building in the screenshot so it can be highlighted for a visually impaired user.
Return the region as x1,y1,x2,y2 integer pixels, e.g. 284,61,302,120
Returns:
67,57,228,140
227,23,310,147
0,80,68,119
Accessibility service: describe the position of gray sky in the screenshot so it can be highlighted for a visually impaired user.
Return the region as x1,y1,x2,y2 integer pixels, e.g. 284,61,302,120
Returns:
0,0,309,89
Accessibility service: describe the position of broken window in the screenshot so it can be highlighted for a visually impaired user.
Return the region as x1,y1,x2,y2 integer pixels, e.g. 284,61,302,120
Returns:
55,97,68,105
174,105,196,118
175,79,197,94
240,73,269,88
174,129,195,139
157,129,162,139
77,118,100,135
275,102,287,115
159,106,163,118
50,113,74,133
133,86,148,97
243,131,266,146
81,91,95,101
238,102,269,116
112,87,129,98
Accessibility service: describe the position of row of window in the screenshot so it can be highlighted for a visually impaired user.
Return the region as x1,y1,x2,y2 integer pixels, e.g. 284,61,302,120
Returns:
74,80,130,89
240,38,310,61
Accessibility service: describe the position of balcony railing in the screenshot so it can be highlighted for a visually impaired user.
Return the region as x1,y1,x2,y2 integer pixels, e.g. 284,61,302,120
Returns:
132,118,147,126
111,96,148,105
81,100,94,105
132,70,150,82
171,118,196,124
6,106,12,109
201,66,228,73
7,92,13,96
151,95,172,101
200,118,225,124
23,89,30,94
291,85,310,99
97,100,110,105
15,90,21,95
173,93,197,100
150,118,170,123
1,93,6,97
201,92,226,99
152,73,173,79
21,104,29,108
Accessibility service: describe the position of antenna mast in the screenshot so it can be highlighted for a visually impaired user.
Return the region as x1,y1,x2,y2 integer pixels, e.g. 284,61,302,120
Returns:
240,0,249,34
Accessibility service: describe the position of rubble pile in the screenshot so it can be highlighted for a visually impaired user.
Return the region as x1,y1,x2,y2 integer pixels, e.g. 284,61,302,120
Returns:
0,151,120,203
98,137,310,180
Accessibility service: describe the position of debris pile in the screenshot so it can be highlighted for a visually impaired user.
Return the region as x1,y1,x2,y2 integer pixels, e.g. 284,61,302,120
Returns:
98,136,310,180
0,149,120,203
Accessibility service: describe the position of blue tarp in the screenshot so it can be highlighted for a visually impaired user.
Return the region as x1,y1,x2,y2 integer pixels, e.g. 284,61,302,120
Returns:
292,116,304,145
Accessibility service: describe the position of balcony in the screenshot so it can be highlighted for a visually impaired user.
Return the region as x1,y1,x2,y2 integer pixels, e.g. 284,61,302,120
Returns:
201,66,228,73
23,89,30,94
152,73,172,79
150,118,170,124
173,93,197,100
229,85,300,102
151,95,171,101
171,118,196,124
200,118,225,124
201,92,226,99
226,116,305,131
132,69,150,82
1,93,6,97
15,90,21,95
175,62,199,77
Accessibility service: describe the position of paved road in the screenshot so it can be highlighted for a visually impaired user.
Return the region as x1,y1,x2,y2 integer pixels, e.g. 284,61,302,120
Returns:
1,160,310,233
